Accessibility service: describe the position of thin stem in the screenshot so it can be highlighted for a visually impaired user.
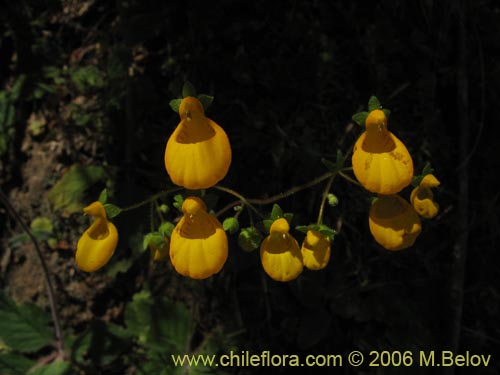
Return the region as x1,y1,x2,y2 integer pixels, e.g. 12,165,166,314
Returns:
212,186,264,218
121,187,182,212
0,190,65,358
317,174,335,225
339,170,362,187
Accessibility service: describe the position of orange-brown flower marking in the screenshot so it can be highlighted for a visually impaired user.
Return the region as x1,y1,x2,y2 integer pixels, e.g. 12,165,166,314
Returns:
165,96,231,189
369,195,421,251
301,230,331,270
352,109,413,195
169,196,228,279
260,218,303,282
76,201,118,272
411,174,440,219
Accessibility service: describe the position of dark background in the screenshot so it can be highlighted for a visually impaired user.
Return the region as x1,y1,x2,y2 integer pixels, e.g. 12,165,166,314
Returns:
1,0,499,374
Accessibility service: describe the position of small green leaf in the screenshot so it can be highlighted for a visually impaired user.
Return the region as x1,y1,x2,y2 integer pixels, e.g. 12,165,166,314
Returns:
352,111,369,126
382,108,391,118
157,204,169,214
197,94,214,110
411,162,435,187
158,222,174,237
98,189,108,204
270,204,284,220
321,158,337,171
173,194,184,212
222,217,239,234
368,96,381,111
30,217,53,234
143,232,164,251
238,227,263,252
103,203,121,219
182,81,197,98
262,219,273,233
283,213,293,224
169,98,182,113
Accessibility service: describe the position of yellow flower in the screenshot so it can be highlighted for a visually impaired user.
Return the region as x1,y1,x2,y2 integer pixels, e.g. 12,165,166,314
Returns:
165,96,231,190
260,218,303,282
410,174,440,219
369,195,422,251
301,230,331,270
76,201,118,272
169,196,228,279
352,109,413,195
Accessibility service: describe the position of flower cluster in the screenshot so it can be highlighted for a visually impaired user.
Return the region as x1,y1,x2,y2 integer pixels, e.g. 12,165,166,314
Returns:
73,91,438,279
352,105,440,250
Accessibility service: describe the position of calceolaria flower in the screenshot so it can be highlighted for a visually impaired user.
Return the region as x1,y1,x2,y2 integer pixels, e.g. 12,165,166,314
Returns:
369,195,422,251
260,218,303,282
165,96,231,190
76,201,118,272
169,196,228,279
352,109,413,195
411,174,440,219
301,230,331,270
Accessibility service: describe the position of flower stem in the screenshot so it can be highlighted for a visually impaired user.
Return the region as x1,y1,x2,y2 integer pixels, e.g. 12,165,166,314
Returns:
121,187,183,212
317,174,335,225
339,170,362,187
213,186,265,218
0,190,65,359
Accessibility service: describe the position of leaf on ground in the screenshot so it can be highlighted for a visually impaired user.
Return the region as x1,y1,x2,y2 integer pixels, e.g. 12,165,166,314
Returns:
48,164,108,217
0,294,53,353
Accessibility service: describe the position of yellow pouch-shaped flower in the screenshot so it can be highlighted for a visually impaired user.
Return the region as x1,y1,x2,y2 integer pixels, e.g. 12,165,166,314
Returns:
369,195,421,251
165,96,231,190
411,174,440,219
301,230,331,270
260,218,303,282
76,201,118,272
169,196,228,279
352,109,413,195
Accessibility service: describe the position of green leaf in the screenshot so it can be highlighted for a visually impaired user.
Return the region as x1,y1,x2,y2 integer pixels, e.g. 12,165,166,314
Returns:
30,217,53,234
197,94,214,110
182,81,197,98
173,194,184,212
368,96,381,111
411,162,435,187
262,219,273,233
0,352,35,375
222,217,239,234
0,294,53,353
28,359,71,375
10,74,27,101
103,203,121,219
237,227,263,252
295,224,336,241
98,188,108,204
283,213,293,224
382,108,391,118
270,204,284,220
157,204,169,214
70,66,105,92
142,232,164,251
158,222,175,237
48,164,108,217
169,98,182,113
352,111,369,126
125,290,194,353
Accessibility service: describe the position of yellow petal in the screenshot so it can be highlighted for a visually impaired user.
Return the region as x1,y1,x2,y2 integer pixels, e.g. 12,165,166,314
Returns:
260,220,303,282
301,230,331,270
169,196,228,279
411,186,439,219
165,97,231,190
421,174,440,188
76,202,118,272
369,195,421,251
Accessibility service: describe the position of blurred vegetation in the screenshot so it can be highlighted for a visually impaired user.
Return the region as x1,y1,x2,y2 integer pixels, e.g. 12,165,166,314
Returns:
1,0,499,374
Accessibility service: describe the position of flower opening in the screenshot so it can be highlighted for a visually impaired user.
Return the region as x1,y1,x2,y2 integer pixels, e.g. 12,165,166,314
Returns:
411,174,440,219
352,109,413,195
169,196,228,279
76,201,118,272
165,96,231,190
260,218,303,282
